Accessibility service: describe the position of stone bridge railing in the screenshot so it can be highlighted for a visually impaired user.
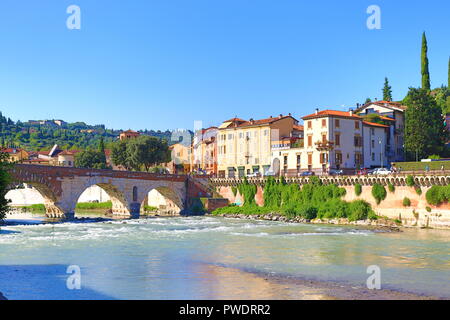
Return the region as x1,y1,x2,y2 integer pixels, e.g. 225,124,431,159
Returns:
211,174,450,188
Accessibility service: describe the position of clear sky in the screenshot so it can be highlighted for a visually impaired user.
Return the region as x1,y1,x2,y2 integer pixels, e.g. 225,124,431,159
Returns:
0,0,449,131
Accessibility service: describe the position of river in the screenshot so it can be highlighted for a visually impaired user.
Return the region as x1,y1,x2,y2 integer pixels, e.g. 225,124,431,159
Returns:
0,214,449,300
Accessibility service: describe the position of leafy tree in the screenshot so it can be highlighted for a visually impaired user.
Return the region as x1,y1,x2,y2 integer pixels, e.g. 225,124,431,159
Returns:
421,32,431,91
448,56,450,88
0,152,12,220
75,150,108,169
383,77,393,101
111,140,130,170
404,88,447,159
111,136,171,172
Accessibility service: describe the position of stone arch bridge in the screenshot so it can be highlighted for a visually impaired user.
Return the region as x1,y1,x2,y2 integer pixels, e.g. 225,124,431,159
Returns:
10,164,211,219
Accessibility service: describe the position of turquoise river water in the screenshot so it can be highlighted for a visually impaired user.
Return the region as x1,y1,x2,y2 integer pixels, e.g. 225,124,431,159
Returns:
0,215,449,300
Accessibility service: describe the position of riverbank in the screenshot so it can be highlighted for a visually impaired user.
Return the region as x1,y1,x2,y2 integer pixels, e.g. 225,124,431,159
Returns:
203,264,439,300
211,212,402,232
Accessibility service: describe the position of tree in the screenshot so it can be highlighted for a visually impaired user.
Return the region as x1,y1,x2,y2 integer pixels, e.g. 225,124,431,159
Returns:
383,77,393,101
448,56,450,88
111,140,130,170
0,152,12,220
365,97,372,104
111,136,171,172
421,32,431,91
126,136,171,171
404,88,447,160
75,150,108,169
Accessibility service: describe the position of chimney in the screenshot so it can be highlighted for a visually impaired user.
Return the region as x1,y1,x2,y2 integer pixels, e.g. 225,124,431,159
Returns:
288,113,291,116
356,103,360,108
315,108,319,115
349,109,354,117
279,114,283,118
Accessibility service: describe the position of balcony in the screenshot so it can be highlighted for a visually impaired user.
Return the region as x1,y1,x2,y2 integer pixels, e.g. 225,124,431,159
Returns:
315,140,334,151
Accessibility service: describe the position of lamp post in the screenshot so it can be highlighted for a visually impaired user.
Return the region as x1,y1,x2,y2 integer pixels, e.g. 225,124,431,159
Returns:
379,138,383,168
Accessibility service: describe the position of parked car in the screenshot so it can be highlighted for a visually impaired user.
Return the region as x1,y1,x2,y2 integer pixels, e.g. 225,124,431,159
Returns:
370,168,392,175
247,172,261,178
356,168,369,175
329,169,344,176
300,171,315,177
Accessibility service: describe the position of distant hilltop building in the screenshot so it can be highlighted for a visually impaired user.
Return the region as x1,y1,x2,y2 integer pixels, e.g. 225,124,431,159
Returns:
27,119,67,127
119,130,140,141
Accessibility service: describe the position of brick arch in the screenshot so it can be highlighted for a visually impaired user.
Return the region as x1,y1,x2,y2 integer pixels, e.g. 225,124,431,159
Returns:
143,186,185,215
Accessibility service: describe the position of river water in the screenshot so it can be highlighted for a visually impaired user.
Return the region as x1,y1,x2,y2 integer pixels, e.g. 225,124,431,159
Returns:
0,215,449,300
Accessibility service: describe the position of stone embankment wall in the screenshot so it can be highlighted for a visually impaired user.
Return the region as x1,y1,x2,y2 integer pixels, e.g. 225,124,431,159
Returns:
212,176,450,229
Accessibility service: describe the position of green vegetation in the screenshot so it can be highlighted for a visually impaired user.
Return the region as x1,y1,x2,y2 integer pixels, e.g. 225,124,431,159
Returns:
237,178,257,205
421,32,431,91
0,152,12,220
393,161,450,172
75,201,112,210
143,205,158,212
415,187,422,195
388,183,395,193
354,183,362,196
383,77,393,101
403,88,447,160
406,175,415,187
372,184,387,205
75,150,109,169
18,203,46,213
0,110,176,151
111,135,171,171
425,185,450,206
231,186,238,197
403,197,411,207
426,206,432,213
213,178,376,222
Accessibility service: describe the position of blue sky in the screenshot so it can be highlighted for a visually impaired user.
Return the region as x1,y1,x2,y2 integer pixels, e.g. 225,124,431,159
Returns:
0,0,449,131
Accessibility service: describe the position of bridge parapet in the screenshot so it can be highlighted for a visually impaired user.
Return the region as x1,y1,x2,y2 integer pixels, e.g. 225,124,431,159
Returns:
211,174,450,188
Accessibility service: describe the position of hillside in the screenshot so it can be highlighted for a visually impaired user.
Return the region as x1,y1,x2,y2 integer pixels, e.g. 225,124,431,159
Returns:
0,111,179,151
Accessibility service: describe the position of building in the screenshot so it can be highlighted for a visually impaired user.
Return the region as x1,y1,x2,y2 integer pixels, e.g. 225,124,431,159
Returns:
271,109,390,176
356,101,407,162
1,148,30,163
217,114,299,178
119,130,140,141
161,143,192,174
191,127,218,175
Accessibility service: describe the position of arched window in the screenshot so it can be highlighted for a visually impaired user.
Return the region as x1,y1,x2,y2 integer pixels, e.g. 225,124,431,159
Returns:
132,186,138,202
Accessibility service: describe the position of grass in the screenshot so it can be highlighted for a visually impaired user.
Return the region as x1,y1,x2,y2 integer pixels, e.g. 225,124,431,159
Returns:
18,204,46,213
75,201,112,210
393,161,450,172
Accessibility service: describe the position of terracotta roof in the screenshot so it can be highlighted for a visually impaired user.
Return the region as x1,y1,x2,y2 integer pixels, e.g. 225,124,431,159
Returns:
359,101,407,112
121,130,139,134
362,121,390,128
235,115,297,128
1,148,26,154
293,124,304,131
302,110,361,120
223,118,246,123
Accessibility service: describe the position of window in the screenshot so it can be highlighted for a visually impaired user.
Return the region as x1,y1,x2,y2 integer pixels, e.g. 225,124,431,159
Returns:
355,153,362,166
371,128,375,136
335,153,342,164
228,134,233,140
322,134,327,143
354,136,362,147
335,119,340,128
372,153,375,161
132,186,138,202
308,153,313,165
264,129,268,136
355,121,360,129
320,153,327,164
308,135,313,147
308,121,312,129
335,134,340,146
296,155,301,171
371,140,375,148
322,119,326,128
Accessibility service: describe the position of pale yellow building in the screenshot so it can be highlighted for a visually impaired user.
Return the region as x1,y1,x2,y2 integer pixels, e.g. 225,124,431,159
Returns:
2,148,29,163
217,115,299,178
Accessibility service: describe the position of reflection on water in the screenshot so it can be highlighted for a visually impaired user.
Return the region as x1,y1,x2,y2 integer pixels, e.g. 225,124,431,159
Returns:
0,215,448,300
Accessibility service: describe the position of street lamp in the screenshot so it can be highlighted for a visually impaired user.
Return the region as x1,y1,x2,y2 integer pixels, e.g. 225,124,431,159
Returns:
379,138,383,168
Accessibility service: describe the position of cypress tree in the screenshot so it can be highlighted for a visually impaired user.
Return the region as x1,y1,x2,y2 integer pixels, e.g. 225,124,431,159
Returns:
383,77,393,101
421,32,431,91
